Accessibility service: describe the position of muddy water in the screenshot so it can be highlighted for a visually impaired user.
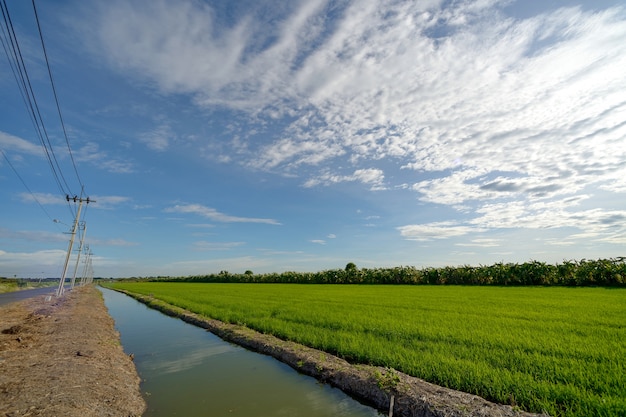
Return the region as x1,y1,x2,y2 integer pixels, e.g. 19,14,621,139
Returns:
99,288,381,417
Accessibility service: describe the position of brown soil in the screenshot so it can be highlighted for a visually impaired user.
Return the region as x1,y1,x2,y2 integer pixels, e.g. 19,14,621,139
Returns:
0,286,146,417
122,290,547,417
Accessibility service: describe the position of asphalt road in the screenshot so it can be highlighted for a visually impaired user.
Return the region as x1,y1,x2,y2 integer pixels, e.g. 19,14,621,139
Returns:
0,286,57,307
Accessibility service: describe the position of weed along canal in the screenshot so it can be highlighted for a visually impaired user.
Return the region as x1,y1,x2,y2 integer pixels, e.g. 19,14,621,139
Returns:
99,288,381,416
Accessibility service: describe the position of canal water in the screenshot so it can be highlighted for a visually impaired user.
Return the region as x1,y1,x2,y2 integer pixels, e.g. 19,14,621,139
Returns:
99,288,382,417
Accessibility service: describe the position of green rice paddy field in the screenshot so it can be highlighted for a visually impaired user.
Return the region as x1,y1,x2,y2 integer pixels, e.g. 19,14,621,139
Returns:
107,282,625,417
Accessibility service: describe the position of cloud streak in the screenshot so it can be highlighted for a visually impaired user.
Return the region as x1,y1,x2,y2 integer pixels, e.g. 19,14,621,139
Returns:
303,168,385,189
165,204,281,225
193,241,246,251
0,131,42,156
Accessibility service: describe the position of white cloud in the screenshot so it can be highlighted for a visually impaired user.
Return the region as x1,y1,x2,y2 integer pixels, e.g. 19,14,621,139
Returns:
303,168,385,189
185,223,215,229
86,195,131,209
399,198,626,243
471,199,626,236
192,241,245,251
310,239,326,245
75,142,135,174
78,0,626,246
139,124,175,151
83,0,626,179
397,222,482,241
0,228,67,243
89,237,138,247
0,131,41,155
165,203,281,225
257,248,305,256
18,192,66,205
455,238,501,247
0,249,66,269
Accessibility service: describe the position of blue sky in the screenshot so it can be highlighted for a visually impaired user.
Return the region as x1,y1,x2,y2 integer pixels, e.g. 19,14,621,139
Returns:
1,0,625,278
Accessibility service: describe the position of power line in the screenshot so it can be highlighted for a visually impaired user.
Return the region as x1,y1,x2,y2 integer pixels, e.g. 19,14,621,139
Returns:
0,0,77,217
31,0,84,193
0,148,56,223
1,2,96,285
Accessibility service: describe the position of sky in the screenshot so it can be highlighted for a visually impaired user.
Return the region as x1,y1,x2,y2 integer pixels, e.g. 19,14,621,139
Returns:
0,0,625,279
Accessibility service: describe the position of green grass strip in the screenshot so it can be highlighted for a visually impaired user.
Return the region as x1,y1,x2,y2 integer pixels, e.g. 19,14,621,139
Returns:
106,283,626,417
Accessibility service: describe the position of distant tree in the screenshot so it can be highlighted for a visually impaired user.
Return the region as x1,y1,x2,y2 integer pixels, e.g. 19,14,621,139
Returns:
345,262,357,272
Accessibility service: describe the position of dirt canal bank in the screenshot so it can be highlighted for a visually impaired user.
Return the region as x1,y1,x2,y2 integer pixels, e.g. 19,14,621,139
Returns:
0,286,146,417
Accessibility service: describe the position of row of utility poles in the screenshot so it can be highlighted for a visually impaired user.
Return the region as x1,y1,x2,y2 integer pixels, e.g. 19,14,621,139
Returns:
55,195,95,297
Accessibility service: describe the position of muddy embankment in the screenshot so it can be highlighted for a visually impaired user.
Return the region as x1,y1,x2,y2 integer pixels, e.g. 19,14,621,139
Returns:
117,289,546,417
0,286,146,417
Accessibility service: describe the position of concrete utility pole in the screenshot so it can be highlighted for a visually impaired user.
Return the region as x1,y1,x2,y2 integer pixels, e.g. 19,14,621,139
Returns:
79,245,90,286
70,221,86,289
56,195,94,297
85,250,94,284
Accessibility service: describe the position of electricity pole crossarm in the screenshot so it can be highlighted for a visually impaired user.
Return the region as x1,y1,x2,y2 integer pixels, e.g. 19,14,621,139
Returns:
55,196,95,297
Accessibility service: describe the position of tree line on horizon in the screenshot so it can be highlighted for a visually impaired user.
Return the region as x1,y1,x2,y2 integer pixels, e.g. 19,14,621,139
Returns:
128,258,626,286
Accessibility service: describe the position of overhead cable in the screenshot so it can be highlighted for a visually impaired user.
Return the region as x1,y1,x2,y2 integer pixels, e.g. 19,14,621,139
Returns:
0,0,77,216
31,0,84,193
0,148,56,223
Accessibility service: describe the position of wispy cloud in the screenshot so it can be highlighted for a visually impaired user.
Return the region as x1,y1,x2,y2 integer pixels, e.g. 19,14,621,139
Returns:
0,131,41,155
192,241,245,251
87,195,131,209
0,249,66,269
399,198,626,243
398,222,483,241
75,142,135,174
303,168,385,189
18,192,67,205
139,123,175,151
17,192,130,210
185,223,215,229
257,249,305,256
75,0,626,253
89,237,139,247
455,238,501,248
0,228,67,243
165,203,281,225
83,1,626,182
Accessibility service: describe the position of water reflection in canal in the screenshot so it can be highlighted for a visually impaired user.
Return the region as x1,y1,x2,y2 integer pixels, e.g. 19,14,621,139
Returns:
100,288,382,417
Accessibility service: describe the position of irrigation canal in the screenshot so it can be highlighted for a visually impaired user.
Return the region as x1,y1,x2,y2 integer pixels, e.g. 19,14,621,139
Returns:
99,287,382,417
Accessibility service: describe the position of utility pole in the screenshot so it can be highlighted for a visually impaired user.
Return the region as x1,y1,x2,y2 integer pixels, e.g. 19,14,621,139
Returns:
55,195,94,297
85,250,94,284
70,221,86,289
79,245,90,286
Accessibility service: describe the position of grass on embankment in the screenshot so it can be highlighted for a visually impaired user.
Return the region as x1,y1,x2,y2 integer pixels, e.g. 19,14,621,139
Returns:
0,278,53,293
105,282,626,417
